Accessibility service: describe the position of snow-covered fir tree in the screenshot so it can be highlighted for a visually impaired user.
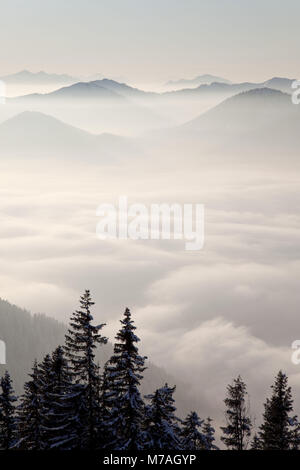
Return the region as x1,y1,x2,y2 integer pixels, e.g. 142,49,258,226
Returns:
250,433,262,450
93,362,105,448
5,288,300,452
145,384,181,450
104,308,147,450
39,347,82,450
98,362,114,448
51,381,87,449
180,411,206,450
0,371,17,450
15,361,43,450
201,417,218,450
259,371,299,450
64,290,107,449
38,353,54,449
290,416,300,450
220,375,252,450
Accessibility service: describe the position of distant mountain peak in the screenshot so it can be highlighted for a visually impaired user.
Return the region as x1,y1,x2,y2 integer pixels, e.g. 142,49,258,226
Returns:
4,110,67,123
263,77,295,90
182,86,294,132
265,76,295,82
165,74,231,89
0,110,92,138
231,87,287,99
44,79,126,100
1,70,78,85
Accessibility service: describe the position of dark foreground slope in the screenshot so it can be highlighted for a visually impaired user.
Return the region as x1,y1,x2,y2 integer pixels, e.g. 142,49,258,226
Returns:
0,297,198,416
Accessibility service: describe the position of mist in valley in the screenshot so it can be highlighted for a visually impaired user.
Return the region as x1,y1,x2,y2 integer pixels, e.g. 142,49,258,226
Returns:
0,69,299,437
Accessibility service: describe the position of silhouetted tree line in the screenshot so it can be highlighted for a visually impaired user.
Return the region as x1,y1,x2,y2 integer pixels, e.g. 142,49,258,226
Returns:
0,290,299,450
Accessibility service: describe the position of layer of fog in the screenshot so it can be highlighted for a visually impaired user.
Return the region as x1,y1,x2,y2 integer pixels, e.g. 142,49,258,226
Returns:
0,86,299,433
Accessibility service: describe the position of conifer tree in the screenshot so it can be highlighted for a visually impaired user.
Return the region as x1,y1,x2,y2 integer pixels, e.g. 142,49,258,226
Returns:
220,375,252,450
38,353,54,449
99,363,111,420
0,371,17,450
201,417,218,450
145,384,181,450
104,308,147,450
180,411,205,450
39,347,81,450
290,418,300,450
98,362,113,448
93,362,105,447
250,433,262,450
64,290,107,449
16,361,43,450
48,351,88,451
289,416,300,450
259,371,298,450
51,381,87,449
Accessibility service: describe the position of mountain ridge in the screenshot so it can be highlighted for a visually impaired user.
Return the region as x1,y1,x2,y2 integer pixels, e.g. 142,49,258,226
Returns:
0,110,138,160
175,87,300,159
1,70,78,85
182,87,293,129
8,76,296,102
165,74,231,88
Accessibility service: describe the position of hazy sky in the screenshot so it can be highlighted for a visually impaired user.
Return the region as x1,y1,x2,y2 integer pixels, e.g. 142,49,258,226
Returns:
0,0,299,84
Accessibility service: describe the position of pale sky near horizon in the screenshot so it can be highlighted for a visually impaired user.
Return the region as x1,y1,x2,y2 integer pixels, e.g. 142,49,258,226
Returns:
0,0,299,85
